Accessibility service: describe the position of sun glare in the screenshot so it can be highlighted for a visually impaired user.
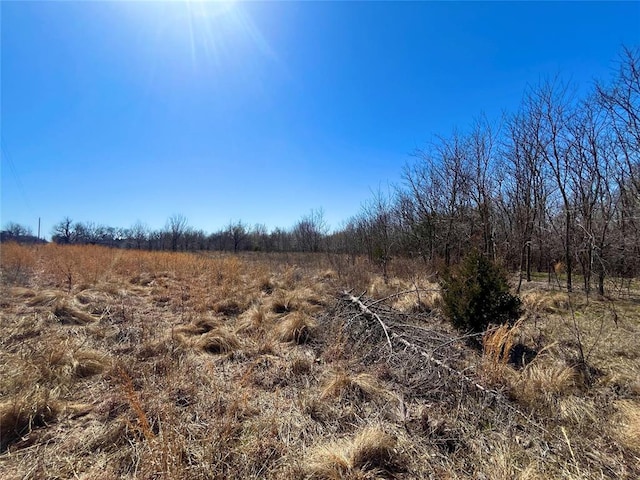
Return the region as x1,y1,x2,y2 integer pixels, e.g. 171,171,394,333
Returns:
135,0,274,71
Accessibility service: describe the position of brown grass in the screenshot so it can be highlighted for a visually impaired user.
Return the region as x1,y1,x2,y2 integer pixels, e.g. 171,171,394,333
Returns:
481,320,520,385
275,311,317,344
174,317,220,336
237,304,271,333
520,289,587,314
1,244,639,479
510,361,579,410
71,349,111,377
27,289,66,307
0,389,61,452
194,328,240,354
614,400,640,454
306,426,402,479
320,369,394,403
52,301,98,325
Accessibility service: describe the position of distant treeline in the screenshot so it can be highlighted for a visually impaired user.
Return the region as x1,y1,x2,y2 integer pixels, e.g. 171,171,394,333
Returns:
3,47,639,294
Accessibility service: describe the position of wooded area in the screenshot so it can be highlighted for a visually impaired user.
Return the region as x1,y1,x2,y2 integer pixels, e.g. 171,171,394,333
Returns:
3,47,639,295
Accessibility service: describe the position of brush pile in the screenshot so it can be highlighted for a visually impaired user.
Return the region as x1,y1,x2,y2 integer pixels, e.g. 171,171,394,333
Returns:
331,290,639,478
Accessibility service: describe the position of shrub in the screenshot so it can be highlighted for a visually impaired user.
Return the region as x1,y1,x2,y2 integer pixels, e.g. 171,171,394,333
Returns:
440,250,521,333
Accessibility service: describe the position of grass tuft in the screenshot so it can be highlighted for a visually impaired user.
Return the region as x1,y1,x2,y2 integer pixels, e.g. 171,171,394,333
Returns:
52,301,97,325
615,400,640,453
194,328,240,354
306,426,402,479
175,317,220,336
275,312,317,344
510,361,579,411
27,289,66,307
212,298,244,316
72,349,111,377
0,390,61,452
481,321,521,384
237,304,270,333
320,369,393,402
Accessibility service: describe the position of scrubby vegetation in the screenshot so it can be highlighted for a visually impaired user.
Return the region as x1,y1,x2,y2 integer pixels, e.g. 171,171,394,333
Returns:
1,243,638,479
441,249,522,334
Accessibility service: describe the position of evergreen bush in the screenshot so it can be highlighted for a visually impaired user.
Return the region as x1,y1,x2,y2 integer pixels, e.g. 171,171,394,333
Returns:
440,250,521,333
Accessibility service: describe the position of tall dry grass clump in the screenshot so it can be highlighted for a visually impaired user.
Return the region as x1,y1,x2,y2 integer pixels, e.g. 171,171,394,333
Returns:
481,320,521,385
320,369,394,403
275,312,317,344
614,400,640,453
306,426,403,479
510,361,580,411
237,304,271,333
0,389,61,452
0,241,36,285
194,328,241,354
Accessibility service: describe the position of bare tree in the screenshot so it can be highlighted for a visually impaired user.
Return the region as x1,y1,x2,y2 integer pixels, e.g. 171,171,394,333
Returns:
567,95,610,294
251,223,270,252
51,217,75,244
468,114,500,260
407,131,472,267
227,220,248,253
528,79,577,292
128,221,149,250
360,189,397,282
3,222,33,237
166,214,188,252
503,105,549,290
597,46,640,194
293,208,328,253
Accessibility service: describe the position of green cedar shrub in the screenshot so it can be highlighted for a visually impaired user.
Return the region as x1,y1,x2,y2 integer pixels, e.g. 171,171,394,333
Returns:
440,250,521,333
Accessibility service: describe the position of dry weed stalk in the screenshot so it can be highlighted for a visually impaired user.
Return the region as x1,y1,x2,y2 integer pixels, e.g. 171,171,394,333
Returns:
117,367,154,442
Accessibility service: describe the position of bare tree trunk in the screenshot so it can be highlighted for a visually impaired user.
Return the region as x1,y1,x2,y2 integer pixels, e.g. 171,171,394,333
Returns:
565,210,573,293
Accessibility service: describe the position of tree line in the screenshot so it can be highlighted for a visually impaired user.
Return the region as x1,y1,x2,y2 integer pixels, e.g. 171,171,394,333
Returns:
340,47,639,295
3,47,638,295
4,210,329,255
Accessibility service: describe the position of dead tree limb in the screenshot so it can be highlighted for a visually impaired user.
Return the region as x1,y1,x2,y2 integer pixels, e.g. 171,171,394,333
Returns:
342,290,393,354
340,292,555,440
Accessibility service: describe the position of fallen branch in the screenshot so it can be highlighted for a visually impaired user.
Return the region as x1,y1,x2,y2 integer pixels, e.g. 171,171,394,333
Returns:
367,288,440,308
340,292,556,440
342,290,393,354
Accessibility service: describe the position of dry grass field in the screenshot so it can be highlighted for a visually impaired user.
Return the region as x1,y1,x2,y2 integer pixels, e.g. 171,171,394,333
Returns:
1,243,639,479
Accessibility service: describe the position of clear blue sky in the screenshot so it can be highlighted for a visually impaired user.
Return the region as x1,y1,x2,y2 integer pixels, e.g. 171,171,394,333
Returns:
2,1,639,238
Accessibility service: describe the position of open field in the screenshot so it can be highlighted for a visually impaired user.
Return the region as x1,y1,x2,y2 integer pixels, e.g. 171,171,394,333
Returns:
1,243,639,479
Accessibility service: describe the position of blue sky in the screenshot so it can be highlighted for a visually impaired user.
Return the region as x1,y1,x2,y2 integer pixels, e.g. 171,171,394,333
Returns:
2,1,639,238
